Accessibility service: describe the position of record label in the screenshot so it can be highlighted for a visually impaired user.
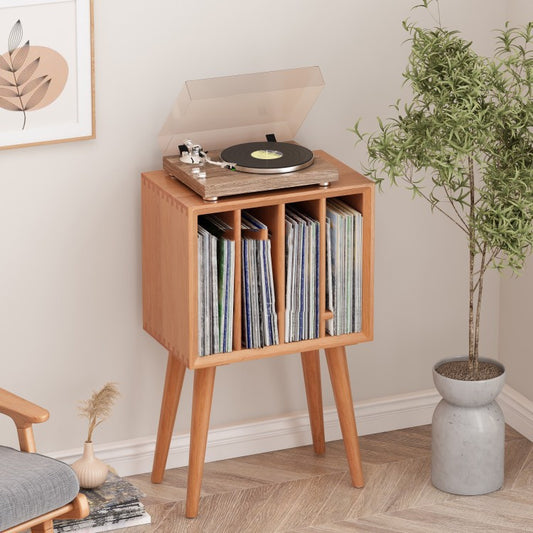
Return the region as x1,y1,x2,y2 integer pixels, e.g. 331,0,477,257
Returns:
251,149,283,160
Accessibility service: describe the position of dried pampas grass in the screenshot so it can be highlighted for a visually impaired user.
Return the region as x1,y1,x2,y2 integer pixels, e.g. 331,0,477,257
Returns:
78,382,120,442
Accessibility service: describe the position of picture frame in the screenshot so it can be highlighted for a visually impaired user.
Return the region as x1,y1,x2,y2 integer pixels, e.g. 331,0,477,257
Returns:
0,0,94,150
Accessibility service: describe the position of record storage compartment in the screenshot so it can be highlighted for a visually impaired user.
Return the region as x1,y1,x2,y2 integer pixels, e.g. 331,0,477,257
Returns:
142,151,374,370
141,149,374,518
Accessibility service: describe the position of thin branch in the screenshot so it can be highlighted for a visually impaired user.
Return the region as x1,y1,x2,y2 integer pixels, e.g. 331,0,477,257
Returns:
442,182,469,229
472,248,499,292
401,175,470,235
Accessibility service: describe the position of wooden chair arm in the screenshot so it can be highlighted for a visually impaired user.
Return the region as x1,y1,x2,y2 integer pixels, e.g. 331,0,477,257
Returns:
0,387,49,425
0,388,49,452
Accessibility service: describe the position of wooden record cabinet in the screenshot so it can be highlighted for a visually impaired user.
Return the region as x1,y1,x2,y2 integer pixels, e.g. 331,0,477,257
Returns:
141,150,374,517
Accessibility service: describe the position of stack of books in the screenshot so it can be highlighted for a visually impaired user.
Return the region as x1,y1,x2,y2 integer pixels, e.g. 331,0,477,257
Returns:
326,198,363,335
241,211,279,348
197,214,236,356
284,205,320,342
54,473,150,533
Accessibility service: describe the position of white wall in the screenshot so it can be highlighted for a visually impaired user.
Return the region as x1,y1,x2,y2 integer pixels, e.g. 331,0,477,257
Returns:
500,261,533,402
499,0,533,402
1,0,509,458
508,0,533,20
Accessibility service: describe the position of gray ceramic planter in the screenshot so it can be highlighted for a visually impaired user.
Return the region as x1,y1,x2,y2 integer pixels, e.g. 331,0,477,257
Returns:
431,356,506,495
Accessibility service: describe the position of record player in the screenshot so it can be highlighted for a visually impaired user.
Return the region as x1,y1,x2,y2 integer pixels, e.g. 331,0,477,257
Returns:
158,66,339,201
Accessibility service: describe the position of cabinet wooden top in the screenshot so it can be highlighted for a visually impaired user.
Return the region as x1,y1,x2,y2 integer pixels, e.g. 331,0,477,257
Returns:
142,151,373,214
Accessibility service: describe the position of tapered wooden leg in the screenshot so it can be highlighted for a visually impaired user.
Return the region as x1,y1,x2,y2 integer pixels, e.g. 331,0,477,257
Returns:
186,366,216,518
151,352,186,483
325,345,364,487
301,350,325,455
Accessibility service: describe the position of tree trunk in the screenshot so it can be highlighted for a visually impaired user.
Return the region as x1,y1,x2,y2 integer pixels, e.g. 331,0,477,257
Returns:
469,247,476,375
468,157,476,376
473,247,487,376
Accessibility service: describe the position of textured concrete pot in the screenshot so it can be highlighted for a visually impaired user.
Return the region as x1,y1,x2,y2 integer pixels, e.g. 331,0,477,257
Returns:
431,356,506,495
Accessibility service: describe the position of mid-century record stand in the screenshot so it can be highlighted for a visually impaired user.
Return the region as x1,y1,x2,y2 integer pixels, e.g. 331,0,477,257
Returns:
141,150,374,518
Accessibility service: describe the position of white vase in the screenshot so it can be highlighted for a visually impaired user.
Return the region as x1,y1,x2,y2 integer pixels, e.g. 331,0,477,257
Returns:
431,356,506,495
71,441,109,489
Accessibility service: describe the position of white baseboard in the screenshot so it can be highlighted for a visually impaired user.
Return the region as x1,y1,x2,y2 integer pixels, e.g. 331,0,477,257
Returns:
51,389,440,477
498,384,533,442
51,385,532,477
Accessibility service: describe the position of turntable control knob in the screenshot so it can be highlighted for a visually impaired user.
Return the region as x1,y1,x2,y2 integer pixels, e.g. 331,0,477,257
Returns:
192,167,200,174
198,171,207,179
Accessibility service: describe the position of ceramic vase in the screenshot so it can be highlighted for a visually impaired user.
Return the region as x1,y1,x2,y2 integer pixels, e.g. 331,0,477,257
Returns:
71,441,108,489
431,356,506,495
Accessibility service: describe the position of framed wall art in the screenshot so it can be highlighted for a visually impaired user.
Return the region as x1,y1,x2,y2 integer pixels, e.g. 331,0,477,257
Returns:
0,0,94,150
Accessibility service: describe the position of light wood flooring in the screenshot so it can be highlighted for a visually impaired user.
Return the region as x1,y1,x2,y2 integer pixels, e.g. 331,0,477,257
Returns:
124,425,533,532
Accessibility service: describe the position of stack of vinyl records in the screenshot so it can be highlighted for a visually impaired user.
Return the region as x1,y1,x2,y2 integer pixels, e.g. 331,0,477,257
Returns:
326,198,363,335
284,206,320,342
197,214,235,356
241,211,279,348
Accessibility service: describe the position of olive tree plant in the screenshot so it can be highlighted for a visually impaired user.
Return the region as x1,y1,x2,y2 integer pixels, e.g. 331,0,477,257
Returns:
354,0,533,378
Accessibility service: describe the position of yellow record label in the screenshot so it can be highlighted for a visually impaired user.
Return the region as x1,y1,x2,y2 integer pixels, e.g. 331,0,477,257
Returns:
251,149,283,160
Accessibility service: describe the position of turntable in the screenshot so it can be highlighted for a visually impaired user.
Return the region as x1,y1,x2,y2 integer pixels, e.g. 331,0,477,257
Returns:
158,67,339,201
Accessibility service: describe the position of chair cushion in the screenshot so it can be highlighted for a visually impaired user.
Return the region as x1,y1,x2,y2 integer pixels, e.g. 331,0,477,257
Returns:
0,445,80,530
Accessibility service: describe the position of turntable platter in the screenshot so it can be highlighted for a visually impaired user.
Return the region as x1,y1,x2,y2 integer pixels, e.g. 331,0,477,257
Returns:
221,142,314,174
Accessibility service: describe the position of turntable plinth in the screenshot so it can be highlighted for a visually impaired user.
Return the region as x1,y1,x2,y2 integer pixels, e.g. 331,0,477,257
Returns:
163,150,339,200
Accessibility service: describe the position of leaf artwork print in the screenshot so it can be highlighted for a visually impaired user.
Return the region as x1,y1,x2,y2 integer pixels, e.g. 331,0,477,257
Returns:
0,20,68,130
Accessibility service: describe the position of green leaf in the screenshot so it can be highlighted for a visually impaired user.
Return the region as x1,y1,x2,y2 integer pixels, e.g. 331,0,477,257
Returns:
352,7,533,284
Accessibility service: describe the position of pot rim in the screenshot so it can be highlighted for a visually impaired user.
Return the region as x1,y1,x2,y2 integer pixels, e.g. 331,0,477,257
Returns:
433,355,506,383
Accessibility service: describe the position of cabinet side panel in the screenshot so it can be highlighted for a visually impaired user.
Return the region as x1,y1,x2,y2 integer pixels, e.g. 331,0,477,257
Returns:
142,174,192,365
142,176,162,343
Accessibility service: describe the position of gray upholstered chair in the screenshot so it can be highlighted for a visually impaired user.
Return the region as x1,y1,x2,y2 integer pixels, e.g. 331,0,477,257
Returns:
0,388,89,533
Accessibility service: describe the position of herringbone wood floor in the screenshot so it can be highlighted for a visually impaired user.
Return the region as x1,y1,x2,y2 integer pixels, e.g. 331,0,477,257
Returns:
124,425,533,532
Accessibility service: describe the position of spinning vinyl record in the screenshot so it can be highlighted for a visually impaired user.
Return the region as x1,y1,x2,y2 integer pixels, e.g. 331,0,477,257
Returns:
221,142,314,174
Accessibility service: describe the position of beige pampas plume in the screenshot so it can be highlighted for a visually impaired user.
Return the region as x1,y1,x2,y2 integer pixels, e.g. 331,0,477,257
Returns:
78,382,120,443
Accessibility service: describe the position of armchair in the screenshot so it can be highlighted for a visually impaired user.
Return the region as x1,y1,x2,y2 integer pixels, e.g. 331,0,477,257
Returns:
0,388,89,533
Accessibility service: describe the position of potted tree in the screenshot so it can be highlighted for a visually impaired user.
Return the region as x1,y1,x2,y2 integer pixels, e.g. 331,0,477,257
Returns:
354,0,533,495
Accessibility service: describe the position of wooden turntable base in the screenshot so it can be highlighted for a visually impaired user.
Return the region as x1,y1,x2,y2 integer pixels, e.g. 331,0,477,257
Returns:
162,150,339,201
